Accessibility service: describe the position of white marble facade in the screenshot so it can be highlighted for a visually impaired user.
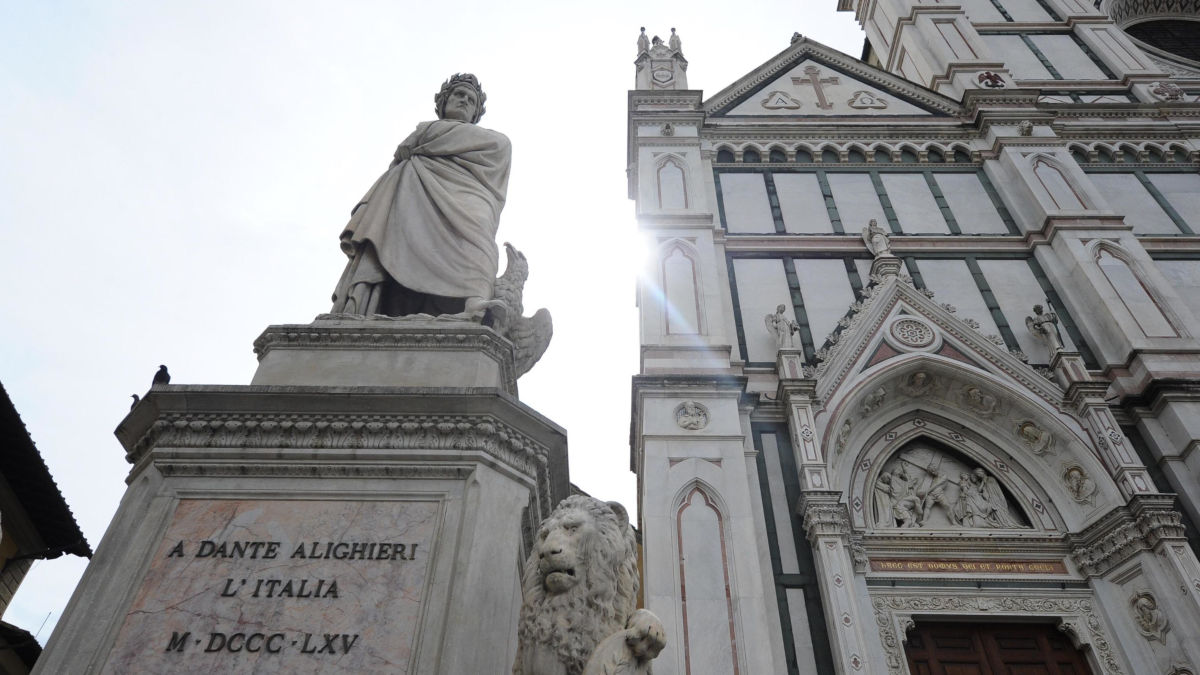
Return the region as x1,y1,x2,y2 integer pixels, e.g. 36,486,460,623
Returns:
631,5,1200,674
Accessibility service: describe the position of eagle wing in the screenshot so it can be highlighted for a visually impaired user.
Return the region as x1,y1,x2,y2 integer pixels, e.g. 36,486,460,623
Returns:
510,308,553,378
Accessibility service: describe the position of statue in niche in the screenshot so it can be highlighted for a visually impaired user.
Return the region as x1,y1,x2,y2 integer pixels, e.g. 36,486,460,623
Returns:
1025,304,1064,354
899,371,936,398
1063,465,1096,504
862,386,887,415
862,219,893,258
765,304,801,349
331,73,511,319
1016,420,1055,455
835,419,853,454
1131,591,1170,642
960,385,1000,418
873,445,1029,529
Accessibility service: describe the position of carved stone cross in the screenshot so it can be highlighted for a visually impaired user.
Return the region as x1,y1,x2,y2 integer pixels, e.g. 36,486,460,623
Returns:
792,65,840,110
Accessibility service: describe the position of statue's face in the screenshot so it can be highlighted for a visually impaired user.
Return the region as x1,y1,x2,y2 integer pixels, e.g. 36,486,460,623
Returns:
441,85,479,122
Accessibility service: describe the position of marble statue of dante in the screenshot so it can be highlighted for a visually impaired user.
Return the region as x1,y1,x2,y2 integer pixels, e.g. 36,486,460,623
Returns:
331,73,511,317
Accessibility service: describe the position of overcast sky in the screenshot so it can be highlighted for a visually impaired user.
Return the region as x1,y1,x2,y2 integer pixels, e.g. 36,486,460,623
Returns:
0,1,863,638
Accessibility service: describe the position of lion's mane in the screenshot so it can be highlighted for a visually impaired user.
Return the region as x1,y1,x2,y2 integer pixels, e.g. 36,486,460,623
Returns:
513,496,639,675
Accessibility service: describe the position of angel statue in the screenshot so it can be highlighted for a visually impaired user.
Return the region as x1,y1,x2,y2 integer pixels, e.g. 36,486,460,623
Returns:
862,219,893,258
765,304,801,349
1025,303,1064,354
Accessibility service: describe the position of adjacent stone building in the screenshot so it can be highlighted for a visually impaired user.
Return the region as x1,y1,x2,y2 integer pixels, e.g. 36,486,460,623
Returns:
629,3,1200,673
0,382,91,673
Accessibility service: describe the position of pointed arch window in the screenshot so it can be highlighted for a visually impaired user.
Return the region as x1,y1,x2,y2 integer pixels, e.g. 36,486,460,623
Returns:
1032,156,1086,209
676,485,739,674
662,242,702,335
1096,246,1177,337
656,156,688,210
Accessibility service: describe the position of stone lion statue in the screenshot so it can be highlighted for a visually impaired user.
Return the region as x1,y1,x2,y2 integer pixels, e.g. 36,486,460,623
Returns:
513,495,666,675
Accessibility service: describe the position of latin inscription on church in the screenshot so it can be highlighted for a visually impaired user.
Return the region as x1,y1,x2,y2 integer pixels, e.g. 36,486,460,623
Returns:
869,558,1068,574
102,498,439,674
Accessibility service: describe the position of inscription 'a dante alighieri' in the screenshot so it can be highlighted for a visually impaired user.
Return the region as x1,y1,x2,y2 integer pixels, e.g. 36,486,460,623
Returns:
166,539,419,561
103,499,438,674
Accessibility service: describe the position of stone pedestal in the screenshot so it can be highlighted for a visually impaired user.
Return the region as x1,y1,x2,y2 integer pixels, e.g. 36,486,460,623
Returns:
251,319,518,393
35,321,568,675
869,255,903,279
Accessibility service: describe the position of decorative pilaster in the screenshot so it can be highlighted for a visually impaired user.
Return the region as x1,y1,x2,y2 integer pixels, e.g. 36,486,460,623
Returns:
779,366,829,492
799,491,872,674
1066,381,1155,499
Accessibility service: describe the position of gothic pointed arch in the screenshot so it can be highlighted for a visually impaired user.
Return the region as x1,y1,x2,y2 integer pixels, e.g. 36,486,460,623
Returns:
1028,153,1089,209
672,481,740,674
657,238,706,336
821,353,1118,532
1089,240,1181,337
654,153,689,210
846,410,1073,534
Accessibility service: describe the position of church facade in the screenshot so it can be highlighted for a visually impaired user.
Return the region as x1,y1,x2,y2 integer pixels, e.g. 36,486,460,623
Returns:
628,2,1200,673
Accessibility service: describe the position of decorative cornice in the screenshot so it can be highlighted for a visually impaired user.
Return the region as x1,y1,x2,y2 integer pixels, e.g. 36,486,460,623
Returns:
254,323,514,358
128,411,549,479
631,374,748,392
1070,497,1186,576
156,462,473,480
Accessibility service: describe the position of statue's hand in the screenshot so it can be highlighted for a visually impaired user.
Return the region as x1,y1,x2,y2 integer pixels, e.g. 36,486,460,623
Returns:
394,144,413,163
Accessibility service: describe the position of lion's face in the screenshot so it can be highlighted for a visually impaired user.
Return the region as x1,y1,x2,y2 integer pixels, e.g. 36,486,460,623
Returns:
535,505,596,594
515,496,640,675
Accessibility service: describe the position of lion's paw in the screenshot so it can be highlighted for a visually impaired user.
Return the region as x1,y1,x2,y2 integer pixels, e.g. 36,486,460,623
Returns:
624,609,666,662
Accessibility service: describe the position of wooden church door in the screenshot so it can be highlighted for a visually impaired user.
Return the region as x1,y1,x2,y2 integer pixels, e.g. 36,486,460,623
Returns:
905,621,1093,674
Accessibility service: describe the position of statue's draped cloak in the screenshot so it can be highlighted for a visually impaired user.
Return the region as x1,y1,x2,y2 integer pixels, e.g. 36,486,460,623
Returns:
339,119,511,301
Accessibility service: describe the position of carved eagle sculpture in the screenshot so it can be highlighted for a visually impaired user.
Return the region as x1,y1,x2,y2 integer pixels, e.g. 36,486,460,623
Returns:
489,242,553,378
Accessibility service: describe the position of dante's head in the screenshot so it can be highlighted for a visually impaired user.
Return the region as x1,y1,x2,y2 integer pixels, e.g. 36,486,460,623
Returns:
435,73,487,124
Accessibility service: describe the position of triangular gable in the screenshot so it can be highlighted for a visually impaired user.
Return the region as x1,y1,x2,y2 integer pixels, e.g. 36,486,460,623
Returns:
705,38,961,118
810,275,1063,408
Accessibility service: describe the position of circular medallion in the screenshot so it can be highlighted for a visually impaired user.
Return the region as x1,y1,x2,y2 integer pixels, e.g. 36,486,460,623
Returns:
674,401,709,430
890,318,935,348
